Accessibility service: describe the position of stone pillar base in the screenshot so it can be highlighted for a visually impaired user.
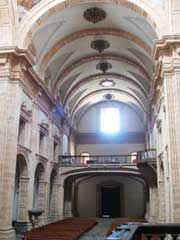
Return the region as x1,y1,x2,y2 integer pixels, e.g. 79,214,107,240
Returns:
0,228,16,240
38,217,48,227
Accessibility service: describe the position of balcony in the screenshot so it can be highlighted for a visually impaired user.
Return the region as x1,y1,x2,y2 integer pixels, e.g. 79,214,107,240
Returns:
59,149,156,167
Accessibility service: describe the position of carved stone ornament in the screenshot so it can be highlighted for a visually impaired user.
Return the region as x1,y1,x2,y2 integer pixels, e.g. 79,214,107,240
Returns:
28,42,37,60
91,39,110,53
96,61,112,74
104,93,113,101
156,119,162,133
20,102,32,122
83,7,106,24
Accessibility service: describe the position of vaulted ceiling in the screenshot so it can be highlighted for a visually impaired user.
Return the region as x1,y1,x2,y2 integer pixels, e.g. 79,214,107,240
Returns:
30,2,158,125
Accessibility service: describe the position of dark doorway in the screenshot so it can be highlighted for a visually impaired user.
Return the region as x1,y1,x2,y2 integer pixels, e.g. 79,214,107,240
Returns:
101,186,120,217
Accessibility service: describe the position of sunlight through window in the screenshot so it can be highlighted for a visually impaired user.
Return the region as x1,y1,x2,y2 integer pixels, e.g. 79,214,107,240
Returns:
100,107,120,134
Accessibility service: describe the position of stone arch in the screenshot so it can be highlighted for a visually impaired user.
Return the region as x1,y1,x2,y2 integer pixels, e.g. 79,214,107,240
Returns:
71,88,147,121
13,154,29,224
33,163,46,213
49,168,59,221
17,0,164,51
67,172,146,218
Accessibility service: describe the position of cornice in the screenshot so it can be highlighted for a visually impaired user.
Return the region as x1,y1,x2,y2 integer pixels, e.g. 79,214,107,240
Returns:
151,36,180,105
0,46,35,66
0,47,65,119
153,35,180,61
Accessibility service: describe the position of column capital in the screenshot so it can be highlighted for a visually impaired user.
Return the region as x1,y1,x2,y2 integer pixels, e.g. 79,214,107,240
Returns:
150,36,180,103
153,35,180,61
153,36,180,73
0,47,35,83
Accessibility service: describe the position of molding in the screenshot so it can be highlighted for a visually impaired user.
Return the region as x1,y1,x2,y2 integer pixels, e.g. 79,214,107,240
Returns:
153,35,180,61
36,153,48,164
0,47,65,120
0,46,35,66
17,144,32,157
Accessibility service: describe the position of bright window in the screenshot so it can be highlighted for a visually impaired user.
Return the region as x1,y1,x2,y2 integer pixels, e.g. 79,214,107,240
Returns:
100,107,120,134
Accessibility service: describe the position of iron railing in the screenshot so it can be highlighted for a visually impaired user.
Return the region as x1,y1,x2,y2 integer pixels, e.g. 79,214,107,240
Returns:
59,149,156,166
106,223,180,240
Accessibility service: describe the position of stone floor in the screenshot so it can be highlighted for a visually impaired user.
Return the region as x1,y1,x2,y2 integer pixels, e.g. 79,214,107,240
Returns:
79,218,113,240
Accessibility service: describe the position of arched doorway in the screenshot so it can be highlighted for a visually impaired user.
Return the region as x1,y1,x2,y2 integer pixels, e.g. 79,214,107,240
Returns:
100,181,121,218
13,154,29,228
49,169,58,221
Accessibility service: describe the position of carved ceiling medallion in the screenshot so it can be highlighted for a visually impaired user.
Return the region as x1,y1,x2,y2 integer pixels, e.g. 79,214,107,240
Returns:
83,7,106,24
91,39,110,53
96,61,112,74
100,79,115,87
104,93,113,101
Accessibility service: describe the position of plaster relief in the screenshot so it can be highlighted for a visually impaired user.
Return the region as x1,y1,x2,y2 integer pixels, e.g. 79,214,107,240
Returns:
17,0,41,21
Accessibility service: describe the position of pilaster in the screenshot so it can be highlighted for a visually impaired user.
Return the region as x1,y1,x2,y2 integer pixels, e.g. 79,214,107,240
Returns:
58,182,64,219
153,37,180,222
0,55,21,239
0,0,16,46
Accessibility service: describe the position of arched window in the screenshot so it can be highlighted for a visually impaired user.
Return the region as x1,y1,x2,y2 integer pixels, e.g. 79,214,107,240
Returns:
131,152,138,163
80,152,90,164
62,135,68,155
100,107,120,134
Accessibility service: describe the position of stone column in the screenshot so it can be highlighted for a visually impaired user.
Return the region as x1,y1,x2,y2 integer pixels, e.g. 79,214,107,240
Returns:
163,69,180,222
0,79,21,239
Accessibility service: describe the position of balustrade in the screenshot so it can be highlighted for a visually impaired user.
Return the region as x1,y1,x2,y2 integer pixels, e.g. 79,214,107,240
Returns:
58,149,156,166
